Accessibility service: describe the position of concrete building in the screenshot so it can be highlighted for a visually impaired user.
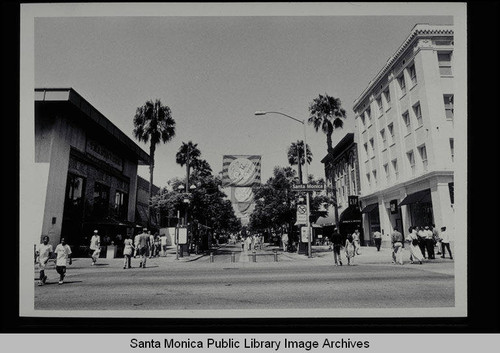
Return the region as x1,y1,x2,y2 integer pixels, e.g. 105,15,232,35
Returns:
135,175,161,228
35,88,151,251
320,133,363,242
352,24,455,247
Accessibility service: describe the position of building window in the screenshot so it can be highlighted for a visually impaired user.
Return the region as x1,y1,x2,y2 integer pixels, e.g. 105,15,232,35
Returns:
409,64,417,86
387,123,395,145
376,97,383,116
360,114,366,127
366,108,372,125
392,159,399,180
444,94,454,120
402,111,411,135
398,74,406,96
384,89,391,105
383,163,390,183
64,174,86,218
369,138,375,157
407,151,415,175
372,170,377,186
418,145,428,172
380,129,387,149
366,173,371,189
413,103,423,127
93,182,110,217
351,169,357,195
449,138,454,162
438,52,452,76
363,143,369,160
114,190,129,219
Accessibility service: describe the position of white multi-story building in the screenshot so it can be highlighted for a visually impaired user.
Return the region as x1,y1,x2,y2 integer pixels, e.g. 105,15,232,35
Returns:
353,24,455,247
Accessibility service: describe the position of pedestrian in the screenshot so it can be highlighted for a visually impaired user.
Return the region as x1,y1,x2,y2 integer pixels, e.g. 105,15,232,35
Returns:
89,230,101,266
122,234,134,269
391,228,404,265
148,231,155,259
432,224,442,255
36,235,53,286
160,233,168,257
54,237,72,285
282,233,288,252
373,229,382,251
440,226,453,259
424,225,435,259
416,226,427,259
134,231,141,258
345,233,355,265
352,228,361,255
331,226,343,266
406,226,424,264
137,227,150,268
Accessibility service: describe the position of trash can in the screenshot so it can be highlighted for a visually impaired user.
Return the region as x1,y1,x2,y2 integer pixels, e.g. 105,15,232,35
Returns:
106,245,117,258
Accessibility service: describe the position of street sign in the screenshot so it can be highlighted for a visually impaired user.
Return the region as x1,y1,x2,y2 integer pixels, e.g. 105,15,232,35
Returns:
292,184,325,192
175,227,188,245
296,204,307,224
301,226,311,242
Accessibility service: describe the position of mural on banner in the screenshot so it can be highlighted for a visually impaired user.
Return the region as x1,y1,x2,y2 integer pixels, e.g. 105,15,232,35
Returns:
222,155,261,225
222,155,261,187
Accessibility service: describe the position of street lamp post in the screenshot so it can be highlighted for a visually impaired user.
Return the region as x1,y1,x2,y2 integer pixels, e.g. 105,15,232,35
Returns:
254,111,312,258
177,183,196,258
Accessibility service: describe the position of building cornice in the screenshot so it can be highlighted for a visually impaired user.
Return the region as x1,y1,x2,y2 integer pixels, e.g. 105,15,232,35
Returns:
353,24,453,111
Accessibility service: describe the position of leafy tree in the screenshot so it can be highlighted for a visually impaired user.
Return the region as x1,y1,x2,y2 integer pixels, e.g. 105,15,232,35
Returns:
133,99,176,227
175,141,201,190
287,140,312,183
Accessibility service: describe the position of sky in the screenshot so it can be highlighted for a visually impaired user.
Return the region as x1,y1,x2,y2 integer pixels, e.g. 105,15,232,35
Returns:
33,4,453,188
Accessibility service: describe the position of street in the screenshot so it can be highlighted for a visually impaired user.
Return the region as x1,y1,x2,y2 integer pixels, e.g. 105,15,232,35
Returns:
34,243,454,311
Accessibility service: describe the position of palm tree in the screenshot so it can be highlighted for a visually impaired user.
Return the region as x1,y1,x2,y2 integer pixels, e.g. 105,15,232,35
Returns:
287,140,312,184
308,93,346,227
308,94,346,153
191,158,213,178
133,99,176,227
175,141,202,190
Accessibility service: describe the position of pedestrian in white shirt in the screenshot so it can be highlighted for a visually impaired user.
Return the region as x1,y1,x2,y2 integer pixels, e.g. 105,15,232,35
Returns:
89,230,101,266
54,238,72,285
36,235,53,286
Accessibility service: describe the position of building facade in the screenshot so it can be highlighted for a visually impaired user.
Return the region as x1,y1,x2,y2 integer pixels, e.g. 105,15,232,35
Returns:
35,88,151,250
320,133,363,241
353,24,455,247
135,175,161,228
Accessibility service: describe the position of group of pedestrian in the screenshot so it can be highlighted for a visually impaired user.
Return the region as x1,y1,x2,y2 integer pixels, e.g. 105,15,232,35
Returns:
330,227,362,266
35,236,72,285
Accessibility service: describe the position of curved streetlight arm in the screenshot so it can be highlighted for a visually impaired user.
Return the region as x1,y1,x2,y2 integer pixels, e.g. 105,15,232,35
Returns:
255,111,304,125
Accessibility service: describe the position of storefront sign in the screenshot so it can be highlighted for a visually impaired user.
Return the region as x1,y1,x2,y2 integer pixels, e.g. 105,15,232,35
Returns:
86,139,123,171
390,200,399,214
348,196,359,207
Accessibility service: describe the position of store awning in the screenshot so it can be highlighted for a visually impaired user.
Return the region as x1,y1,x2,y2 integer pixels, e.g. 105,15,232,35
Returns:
399,189,431,206
361,203,378,214
339,206,362,224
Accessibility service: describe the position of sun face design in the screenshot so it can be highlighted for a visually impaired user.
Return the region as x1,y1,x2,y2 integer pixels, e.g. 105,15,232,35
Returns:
228,158,256,185
234,187,253,203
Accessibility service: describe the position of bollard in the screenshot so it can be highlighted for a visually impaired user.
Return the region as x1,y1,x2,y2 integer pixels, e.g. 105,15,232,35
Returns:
252,251,257,262
210,252,214,263
231,252,235,263
273,249,278,262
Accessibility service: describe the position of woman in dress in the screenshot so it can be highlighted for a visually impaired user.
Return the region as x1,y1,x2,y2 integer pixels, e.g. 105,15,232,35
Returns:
345,233,356,266
406,226,424,264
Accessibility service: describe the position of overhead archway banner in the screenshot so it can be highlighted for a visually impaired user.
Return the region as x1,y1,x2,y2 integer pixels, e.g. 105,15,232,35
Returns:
222,155,261,187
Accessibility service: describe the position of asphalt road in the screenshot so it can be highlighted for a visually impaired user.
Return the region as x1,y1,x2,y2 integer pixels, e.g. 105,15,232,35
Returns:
34,244,454,311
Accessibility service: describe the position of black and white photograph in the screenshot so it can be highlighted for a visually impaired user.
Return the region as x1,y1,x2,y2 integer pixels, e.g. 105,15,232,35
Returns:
17,2,468,322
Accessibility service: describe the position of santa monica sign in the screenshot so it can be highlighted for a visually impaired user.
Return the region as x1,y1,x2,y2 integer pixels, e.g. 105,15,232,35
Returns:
291,184,325,192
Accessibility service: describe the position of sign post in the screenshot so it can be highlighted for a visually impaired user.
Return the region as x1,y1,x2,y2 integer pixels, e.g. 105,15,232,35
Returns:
292,184,324,258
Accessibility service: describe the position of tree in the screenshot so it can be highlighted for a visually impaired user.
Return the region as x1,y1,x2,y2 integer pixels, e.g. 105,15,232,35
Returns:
308,94,346,153
308,93,346,226
175,141,201,190
133,99,176,227
287,140,313,184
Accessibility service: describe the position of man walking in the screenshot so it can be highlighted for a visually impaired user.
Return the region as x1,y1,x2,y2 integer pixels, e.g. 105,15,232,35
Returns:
331,226,343,266
373,229,382,251
54,238,72,285
89,230,101,266
424,225,435,259
391,228,404,265
137,228,150,268
36,236,53,286
352,228,361,255
440,226,453,259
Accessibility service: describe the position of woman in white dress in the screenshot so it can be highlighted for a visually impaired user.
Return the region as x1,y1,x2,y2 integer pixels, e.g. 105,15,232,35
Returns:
345,234,356,266
406,226,424,264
